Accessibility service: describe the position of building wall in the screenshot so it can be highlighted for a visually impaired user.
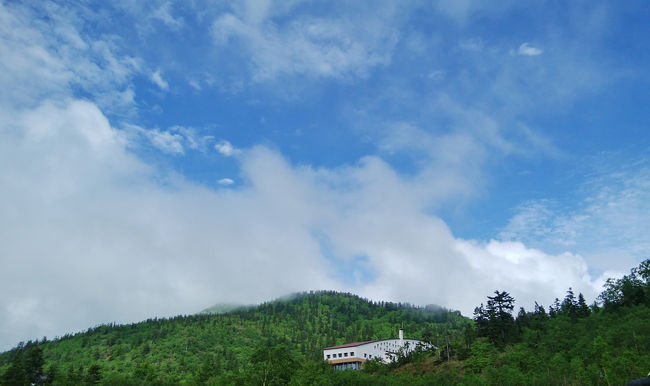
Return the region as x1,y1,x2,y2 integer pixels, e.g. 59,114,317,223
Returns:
323,338,431,365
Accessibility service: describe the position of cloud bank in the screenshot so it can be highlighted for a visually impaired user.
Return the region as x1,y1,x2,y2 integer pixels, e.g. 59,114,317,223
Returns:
0,99,601,349
1,0,644,353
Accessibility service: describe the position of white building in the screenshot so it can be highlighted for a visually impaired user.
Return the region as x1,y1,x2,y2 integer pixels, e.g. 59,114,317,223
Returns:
322,330,433,370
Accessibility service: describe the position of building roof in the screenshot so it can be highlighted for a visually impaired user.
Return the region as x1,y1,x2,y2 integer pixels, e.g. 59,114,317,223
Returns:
324,340,376,350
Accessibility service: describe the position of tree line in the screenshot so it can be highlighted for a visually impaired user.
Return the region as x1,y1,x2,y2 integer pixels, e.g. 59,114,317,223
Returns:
1,260,649,385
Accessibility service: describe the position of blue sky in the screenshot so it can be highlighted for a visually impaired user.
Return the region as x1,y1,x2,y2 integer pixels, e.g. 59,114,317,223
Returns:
1,0,649,349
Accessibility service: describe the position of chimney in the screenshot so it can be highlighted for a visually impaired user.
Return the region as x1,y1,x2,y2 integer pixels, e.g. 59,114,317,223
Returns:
399,329,403,341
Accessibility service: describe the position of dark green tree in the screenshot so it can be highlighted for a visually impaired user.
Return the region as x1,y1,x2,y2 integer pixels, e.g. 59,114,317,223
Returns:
44,365,58,385
249,343,299,385
473,303,489,338
85,364,102,385
560,288,577,317
1,352,26,385
576,293,590,318
599,258,650,309
289,360,334,386
196,356,218,384
474,291,516,348
1,344,45,386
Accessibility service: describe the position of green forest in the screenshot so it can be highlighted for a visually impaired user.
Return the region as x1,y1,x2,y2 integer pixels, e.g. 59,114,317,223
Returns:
1,259,649,385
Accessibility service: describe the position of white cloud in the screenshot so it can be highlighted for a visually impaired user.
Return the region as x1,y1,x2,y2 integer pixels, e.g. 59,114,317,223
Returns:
434,0,521,23
210,3,400,80
0,101,336,349
517,42,543,56
188,78,201,90
124,125,212,155
147,129,184,154
0,2,141,113
0,100,604,349
215,139,240,156
500,164,650,273
0,0,635,353
366,94,559,209
115,1,185,37
151,69,169,90
459,38,484,52
151,1,184,30
426,70,446,80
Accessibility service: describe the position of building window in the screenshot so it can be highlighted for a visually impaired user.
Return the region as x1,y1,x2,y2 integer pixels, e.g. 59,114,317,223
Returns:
344,352,348,357
364,353,367,358
333,361,362,371
350,352,354,356
326,355,330,359
338,353,342,358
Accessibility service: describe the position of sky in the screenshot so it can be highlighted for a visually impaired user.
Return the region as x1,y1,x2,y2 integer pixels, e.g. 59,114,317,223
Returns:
1,0,649,350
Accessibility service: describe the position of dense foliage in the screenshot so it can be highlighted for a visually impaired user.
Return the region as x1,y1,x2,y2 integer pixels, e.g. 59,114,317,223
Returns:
1,259,649,385
0,291,468,385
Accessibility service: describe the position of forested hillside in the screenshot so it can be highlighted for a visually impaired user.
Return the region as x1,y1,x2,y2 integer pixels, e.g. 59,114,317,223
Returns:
0,291,468,385
1,260,649,385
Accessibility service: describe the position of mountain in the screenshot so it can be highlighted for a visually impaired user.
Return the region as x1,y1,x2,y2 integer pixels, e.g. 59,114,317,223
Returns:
0,291,469,384
1,260,649,385
198,303,251,315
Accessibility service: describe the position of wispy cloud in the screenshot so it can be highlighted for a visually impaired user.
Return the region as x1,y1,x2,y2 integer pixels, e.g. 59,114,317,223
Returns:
358,92,559,210
151,1,184,30
434,0,522,24
0,2,142,113
500,160,650,272
210,2,400,81
426,70,446,80
124,125,212,155
151,70,169,91
215,140,240,156
517,42,543,56
459,38,484,52
147,129,184,154
120,123,214,155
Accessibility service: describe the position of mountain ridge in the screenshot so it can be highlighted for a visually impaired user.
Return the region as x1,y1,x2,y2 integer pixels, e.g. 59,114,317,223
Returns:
0,290,470,384
2,263,649,386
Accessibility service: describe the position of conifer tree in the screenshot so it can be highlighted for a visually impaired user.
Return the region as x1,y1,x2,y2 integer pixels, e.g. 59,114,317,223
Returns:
474,291,516,347
576,293,590,318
